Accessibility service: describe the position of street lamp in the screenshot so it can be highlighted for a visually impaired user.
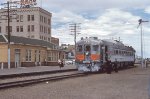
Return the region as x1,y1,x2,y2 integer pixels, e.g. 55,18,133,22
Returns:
137,19,149,68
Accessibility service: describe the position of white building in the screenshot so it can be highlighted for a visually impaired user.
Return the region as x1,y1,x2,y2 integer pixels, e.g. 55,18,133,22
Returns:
0,7,52,42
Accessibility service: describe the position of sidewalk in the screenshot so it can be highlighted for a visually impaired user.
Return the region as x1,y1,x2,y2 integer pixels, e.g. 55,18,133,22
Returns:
0,65,77,77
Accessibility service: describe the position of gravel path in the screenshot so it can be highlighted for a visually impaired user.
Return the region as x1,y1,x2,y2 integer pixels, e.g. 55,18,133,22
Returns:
0,65,149,99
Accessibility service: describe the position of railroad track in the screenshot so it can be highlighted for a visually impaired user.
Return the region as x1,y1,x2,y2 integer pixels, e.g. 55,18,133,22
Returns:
0,73,86,89
0,69,77,79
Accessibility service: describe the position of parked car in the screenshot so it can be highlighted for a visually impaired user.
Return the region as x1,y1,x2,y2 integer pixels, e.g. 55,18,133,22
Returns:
65,60,73,65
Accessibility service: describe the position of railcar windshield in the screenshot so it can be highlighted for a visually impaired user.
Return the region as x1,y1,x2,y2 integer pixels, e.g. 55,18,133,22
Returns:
92,45,99,54
93,45,99,51
77,45,83,52
85,45,91,52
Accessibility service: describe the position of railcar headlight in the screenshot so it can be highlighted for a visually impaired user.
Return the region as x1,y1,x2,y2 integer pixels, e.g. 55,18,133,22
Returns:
86,52,89,55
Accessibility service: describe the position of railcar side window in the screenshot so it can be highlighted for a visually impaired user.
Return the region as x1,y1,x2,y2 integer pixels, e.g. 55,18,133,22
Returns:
93,45,99,51
116,50,118,54
77,45,82,52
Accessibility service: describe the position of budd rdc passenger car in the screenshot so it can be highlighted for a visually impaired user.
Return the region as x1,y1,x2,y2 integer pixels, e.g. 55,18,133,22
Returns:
75,37,136,72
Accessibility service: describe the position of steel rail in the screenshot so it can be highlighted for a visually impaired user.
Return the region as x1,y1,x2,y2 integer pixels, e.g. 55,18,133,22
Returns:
0,69,77,79
0,73,86,89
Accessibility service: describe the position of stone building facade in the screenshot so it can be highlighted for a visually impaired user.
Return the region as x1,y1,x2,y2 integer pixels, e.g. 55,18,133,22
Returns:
0,7,52,42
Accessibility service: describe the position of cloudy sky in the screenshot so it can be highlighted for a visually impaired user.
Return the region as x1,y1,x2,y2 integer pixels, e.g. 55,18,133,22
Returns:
1,0,150,58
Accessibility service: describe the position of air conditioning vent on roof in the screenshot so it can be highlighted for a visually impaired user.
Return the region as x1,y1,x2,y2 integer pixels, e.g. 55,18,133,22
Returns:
90,37,98,40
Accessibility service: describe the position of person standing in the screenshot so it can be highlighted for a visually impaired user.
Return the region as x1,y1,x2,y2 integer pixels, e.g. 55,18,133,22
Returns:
148,77,150,99
60,59,64,68
106,59,112,74
114,59,118,73
58,59,62,69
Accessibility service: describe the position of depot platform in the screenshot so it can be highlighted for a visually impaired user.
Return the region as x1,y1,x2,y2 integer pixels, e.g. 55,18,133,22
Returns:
0,65,77,78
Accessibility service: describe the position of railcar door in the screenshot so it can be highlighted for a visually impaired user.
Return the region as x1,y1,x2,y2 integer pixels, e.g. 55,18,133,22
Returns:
85,45,91,60
101,46,108,63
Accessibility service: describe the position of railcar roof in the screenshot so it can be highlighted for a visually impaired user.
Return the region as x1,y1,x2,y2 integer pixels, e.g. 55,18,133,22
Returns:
102,39,135,51
76,37,135,52
77,37,102,45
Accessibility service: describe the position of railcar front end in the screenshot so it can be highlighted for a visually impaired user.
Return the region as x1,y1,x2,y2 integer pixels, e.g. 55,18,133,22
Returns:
75,38,102,72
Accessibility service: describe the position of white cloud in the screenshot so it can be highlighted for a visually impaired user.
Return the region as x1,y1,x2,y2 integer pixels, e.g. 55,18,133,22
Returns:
145,6,150,14
0,0,150,57
41,0,150,13
52,10,86,24
51,8,150,57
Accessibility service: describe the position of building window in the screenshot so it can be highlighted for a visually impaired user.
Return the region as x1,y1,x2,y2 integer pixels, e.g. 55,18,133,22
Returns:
45,27,47,33
47,52,52,61
10,26,12,32
26,49,32,62
6,26,12,33
40,16,41,22
27,15,30,21
48,19,50,25
48,38,50,42
16,26,19,32
20,15,23,22
41,26,43,32
31,25,34,32
16,15,19,22
10,16,12,22
31,15,34,21
44,27,45,33
39,51,41,62
28,25,30,32
40,25,41,32
48,28,50,34
20,26,23,32
40,15,42,22
44,17,46,23
40,15,44,22
35,50,37,62
43,17,47,24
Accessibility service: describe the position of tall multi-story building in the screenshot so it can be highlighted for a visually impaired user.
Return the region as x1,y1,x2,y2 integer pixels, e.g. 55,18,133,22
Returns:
0,7,52,42
0,3,65,69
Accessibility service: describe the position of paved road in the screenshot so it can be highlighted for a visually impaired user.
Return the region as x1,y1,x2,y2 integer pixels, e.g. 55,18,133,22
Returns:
0,65,149,99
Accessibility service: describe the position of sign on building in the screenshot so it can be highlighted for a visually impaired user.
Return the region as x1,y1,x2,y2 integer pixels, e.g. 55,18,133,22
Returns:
20,0,37,8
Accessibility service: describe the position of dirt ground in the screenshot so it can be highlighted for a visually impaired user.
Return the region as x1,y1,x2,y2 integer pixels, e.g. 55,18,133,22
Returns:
0,64,150,99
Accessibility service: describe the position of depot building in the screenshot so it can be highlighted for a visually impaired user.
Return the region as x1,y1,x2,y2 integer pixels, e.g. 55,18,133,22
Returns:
0,35,64,69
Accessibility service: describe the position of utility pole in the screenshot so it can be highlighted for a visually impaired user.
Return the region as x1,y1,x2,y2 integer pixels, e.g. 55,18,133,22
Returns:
137,19,149,68
69,23,81,58
0,1,19,69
